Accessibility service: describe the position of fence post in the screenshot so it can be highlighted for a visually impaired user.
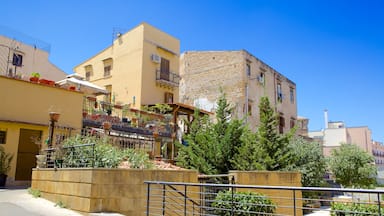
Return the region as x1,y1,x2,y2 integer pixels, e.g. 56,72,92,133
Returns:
146,183,150,216
162,184,166,216
293,189,297,216
231,185,234,216
378,192,381,216
184,185,187,216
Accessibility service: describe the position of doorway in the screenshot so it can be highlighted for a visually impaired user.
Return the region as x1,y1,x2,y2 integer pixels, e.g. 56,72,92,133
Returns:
15,129,41,181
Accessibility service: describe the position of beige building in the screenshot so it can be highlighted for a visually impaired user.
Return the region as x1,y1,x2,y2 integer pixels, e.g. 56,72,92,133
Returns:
308,121,372,157
0,35,66,81
74,22,180,109
180,50,297,133
0,76,83,184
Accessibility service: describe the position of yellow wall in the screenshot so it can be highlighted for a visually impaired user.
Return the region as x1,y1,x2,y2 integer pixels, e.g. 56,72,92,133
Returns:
230,171,302,216
74,22,180,110
0,76,83,182
32,168,199,215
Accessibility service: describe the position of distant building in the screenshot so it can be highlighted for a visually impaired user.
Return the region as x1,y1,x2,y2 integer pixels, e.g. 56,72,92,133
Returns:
0,34,66,81
179,50,297,133
308,120,372,157
74,22,180,110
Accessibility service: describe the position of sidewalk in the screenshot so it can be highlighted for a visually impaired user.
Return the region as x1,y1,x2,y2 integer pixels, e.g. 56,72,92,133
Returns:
0,186,124,216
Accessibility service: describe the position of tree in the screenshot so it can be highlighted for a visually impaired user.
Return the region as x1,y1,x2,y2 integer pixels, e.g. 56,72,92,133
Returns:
176,91,246,175
286,136,326,187
328,143,377,188
252,97,294,171
175,110,218,174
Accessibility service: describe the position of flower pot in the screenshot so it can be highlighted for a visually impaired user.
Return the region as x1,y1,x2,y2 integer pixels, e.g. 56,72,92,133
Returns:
29,77,39,83
0,174,7,187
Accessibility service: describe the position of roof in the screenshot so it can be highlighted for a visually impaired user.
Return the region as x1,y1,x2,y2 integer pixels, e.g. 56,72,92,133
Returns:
56,74,108,95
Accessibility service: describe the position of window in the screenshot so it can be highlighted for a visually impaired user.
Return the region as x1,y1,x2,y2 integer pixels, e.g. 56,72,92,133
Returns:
0,130,6,144
12,53,23,66
277,83,283,102
165,92,173,103
85,65,93,81
258,72,265,85
279,116,285,134
290,118,296,129
246,63,251,77
103,58,113,77
160,58,170,81
290,87,295,104
248,103,252,116
105,85,112,103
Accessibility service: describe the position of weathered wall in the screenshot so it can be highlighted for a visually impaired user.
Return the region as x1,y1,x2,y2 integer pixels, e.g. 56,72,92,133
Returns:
180,50,297,133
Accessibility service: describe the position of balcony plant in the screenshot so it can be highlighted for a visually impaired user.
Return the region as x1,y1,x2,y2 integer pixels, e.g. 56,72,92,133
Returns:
29,72,40,83
0,146,14,187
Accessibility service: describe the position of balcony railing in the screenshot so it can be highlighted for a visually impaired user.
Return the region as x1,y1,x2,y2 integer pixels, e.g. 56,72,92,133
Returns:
156,69,180,87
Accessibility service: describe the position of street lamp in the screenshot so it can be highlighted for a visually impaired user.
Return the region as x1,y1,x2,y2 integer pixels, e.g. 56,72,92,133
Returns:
47,112,60,167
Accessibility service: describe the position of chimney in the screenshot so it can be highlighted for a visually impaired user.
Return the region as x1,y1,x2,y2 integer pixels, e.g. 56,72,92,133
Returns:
324,109,328,129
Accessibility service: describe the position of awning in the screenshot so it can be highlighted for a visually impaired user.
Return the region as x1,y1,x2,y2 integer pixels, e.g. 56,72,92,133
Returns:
56,74,108,95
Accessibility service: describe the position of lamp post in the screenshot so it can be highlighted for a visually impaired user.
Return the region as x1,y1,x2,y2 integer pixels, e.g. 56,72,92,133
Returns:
47,112,60,167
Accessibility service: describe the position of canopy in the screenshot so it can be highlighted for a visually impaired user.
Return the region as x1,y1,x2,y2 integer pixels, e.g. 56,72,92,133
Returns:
56,74,108,95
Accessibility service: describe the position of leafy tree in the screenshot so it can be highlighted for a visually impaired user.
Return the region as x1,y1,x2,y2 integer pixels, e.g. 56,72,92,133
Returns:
252,97,294,171
286,136,327,187
328,143,377,188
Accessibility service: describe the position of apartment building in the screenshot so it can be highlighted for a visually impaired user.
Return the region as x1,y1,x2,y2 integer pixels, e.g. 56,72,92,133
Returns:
0,35,66,81
308,121,372,157
179,50,297,133
74,22,180,110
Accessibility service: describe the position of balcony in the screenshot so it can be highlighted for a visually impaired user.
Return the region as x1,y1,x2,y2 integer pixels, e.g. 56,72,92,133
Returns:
82,96,174,138
155,69,180,88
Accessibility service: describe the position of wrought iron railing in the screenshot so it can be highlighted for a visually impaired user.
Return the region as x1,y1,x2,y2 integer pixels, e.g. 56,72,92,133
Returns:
156,69,180,87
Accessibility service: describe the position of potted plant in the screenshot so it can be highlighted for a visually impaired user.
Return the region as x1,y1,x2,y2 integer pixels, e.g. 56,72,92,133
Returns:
31,136,47,169
0,146,14,187
29,72,40,83
53,143,65,168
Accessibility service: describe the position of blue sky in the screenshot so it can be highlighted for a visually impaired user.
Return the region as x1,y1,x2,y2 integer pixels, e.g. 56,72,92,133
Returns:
1,0,383,141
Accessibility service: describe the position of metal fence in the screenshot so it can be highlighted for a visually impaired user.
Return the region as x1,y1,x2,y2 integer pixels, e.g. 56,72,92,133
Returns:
145,181,384,216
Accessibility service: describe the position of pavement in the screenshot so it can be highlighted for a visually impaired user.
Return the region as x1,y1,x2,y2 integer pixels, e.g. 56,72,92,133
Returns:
0,186,124,216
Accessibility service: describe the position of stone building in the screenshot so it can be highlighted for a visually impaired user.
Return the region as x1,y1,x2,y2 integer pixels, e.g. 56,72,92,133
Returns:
179,50,297,133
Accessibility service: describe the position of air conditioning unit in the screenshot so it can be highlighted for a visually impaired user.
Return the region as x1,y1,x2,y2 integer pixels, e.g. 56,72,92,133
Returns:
151,54,161,63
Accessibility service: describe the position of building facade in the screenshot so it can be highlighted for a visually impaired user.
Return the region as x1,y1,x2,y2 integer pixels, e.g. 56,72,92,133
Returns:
0,76,83,184
74,22,180,110
0,35,66,81
308,121,372,157
179,50,297,133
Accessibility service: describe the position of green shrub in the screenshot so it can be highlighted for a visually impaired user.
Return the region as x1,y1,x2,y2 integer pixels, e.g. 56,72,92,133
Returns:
212,190,276,216
28,187,41,198
62,135,152,168
331,202,384,215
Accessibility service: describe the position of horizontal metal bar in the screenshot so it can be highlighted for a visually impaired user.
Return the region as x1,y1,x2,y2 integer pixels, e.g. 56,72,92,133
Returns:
144,181,384,194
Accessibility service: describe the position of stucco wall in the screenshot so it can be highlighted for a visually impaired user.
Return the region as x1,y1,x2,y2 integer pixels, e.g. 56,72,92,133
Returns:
230,171,302,216
0,76,83,182
32,168,199,215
